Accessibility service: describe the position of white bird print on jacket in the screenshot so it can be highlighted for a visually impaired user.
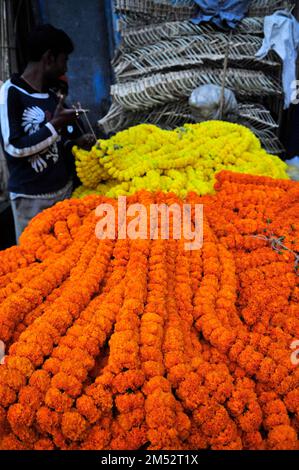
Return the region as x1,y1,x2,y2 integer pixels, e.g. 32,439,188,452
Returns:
21,106,59,173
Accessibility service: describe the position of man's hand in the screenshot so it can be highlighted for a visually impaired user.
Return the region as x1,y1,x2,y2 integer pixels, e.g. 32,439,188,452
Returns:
50,97,80,131
74,134,96,150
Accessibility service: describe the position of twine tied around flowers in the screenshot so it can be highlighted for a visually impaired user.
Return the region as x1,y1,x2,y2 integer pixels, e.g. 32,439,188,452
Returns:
252,232,299,275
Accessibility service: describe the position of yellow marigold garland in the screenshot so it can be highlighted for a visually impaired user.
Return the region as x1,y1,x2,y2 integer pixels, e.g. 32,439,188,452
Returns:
73,122,288,199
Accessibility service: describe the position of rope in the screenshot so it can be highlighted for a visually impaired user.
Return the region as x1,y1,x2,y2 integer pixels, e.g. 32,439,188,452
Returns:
252,233,299,275
219,31,232,120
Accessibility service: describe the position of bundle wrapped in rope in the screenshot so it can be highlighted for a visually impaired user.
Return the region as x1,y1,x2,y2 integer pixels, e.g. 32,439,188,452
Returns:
248,0,293,17
116,0,293,31
98,101,195,134
111,68,281,111
119,18,265,51
115,0,197,23
237,105,284,155
106,0,285,162
114,33,278,82
0,171,299,450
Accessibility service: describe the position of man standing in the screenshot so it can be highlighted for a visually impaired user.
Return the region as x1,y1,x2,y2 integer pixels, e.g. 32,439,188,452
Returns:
0,24,93,242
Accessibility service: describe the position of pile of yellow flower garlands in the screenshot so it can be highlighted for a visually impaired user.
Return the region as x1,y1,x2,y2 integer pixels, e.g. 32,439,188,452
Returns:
0,171,299,450
73,122,288,199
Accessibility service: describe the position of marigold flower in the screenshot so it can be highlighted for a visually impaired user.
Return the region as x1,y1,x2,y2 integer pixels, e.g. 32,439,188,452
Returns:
1,175,299,449
267,425,298,450
34,438,55,450
36,406,60,434
61,411,87,441
45,387,73,413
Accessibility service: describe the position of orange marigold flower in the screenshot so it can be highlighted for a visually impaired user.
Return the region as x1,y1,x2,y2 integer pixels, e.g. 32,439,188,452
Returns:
267,425,298,450
45,387,73,412
61,411,87,441
76,395,101,423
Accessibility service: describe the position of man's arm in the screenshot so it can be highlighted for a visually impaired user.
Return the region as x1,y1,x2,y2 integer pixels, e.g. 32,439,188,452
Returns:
0,82,58,158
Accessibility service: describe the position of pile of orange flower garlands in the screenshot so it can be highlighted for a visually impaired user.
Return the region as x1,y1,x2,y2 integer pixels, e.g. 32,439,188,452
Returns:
0,171,299,451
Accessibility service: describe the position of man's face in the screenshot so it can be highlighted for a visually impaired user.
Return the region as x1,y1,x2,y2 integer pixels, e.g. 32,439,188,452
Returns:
45,51,69,82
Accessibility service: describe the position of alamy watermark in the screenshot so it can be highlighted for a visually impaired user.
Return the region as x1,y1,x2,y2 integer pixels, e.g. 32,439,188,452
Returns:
95,196,203,251
0,340,5,365
290,340,299,366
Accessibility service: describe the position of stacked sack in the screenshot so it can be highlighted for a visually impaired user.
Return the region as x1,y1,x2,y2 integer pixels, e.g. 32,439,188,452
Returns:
98,0,292,154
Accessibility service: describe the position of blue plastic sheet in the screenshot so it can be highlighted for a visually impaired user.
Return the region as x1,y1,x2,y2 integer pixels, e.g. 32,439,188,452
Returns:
191,0,251,29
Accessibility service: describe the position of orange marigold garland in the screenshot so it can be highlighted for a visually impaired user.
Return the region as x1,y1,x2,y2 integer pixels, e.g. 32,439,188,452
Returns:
0,171,299,449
